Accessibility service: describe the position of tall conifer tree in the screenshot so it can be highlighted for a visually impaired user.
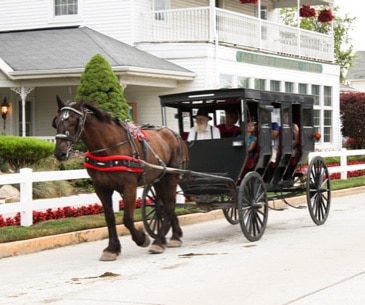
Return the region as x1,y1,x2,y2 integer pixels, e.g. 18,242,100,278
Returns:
76,54,130,120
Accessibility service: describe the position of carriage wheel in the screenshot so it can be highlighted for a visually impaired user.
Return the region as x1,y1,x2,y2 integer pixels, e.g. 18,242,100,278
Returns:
238,171,268,242
222,196,239,225
306,156,331,225
141,184,170,238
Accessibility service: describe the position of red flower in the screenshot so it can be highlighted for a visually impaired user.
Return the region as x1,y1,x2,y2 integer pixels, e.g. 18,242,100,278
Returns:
318,9,334,22
299,5,316,18
240,0,258,4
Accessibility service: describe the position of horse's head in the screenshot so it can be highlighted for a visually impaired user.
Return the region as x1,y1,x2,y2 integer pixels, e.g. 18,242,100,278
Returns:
53,95,87,161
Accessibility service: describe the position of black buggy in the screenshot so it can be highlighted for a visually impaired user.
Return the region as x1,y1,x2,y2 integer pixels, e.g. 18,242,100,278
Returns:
141,88,331,242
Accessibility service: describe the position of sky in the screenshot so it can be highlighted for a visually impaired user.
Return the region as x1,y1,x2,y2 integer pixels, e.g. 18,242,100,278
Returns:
334,0,365,51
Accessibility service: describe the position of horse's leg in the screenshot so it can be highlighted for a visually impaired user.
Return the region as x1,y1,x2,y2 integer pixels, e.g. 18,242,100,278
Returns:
94,185,121,262
165,178,183,248
149,176,182,254
122,185,150,248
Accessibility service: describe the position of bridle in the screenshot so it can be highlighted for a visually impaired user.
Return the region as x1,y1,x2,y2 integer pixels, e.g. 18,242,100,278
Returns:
55,106,90,158
55,105,130,157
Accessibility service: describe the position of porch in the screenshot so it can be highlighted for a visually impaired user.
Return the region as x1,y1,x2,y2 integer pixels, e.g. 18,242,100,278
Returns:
138,7,334,62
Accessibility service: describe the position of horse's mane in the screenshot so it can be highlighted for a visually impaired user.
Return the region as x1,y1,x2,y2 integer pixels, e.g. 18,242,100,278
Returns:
78,101,122,125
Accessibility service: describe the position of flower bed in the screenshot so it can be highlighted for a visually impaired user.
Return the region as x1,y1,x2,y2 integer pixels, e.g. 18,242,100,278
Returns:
0,197,149,227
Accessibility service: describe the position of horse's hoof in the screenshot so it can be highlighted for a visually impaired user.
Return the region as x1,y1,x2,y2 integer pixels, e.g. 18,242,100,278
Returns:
141,233,151,248
166,239,183,248
99,251,118,261
149,244,165,254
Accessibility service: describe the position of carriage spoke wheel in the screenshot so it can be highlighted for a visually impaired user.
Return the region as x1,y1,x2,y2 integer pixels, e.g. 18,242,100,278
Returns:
306,156,331,225
238,172,268,242
222,196,239,225
141,185,170,239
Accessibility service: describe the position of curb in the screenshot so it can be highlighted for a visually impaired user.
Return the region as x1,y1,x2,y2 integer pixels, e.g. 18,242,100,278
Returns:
1,186,364,259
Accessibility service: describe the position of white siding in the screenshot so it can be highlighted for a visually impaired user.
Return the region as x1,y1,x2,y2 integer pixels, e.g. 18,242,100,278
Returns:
0,0,50,31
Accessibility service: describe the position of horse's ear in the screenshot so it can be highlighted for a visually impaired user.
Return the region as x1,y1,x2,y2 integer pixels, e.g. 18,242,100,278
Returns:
56,95,65,110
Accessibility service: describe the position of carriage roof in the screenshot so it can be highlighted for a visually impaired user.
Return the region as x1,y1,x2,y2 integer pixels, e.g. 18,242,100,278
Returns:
160,88,314,110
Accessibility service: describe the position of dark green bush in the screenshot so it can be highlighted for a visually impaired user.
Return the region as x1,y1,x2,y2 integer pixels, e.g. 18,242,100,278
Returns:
0,136,55,172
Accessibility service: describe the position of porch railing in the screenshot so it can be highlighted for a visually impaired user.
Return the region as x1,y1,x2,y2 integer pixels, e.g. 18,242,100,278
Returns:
139,7,334,62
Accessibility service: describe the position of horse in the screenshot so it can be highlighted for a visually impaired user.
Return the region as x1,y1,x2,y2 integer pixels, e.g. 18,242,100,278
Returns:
53,96,189,261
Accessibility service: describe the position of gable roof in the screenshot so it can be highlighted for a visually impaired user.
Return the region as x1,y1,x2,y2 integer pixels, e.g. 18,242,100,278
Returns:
0,26,194,80
345,51,365,80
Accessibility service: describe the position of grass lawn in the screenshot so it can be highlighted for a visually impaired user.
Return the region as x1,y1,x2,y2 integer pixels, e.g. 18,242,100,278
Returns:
0,176,364,243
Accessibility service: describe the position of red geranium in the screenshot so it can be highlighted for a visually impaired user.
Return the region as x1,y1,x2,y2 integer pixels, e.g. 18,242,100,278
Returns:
299,5,316,18
318,9,334,22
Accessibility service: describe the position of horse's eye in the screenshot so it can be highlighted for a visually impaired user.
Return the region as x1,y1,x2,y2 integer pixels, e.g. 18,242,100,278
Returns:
62,111,69,120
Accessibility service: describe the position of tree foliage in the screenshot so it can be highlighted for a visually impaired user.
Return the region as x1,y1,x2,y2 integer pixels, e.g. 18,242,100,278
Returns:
75,54,131,120
340,92,365,149
0,136,55,172
281,6,355,83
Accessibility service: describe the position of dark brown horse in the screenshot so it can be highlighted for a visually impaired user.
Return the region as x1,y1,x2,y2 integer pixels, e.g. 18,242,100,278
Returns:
53,96,189,261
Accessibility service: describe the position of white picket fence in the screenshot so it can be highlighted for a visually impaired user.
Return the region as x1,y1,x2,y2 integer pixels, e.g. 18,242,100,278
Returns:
1,148,365,227
0,168,122,226
308,148,365,179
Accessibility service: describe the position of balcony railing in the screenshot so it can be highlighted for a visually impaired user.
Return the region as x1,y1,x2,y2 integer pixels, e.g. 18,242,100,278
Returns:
139,7,334,62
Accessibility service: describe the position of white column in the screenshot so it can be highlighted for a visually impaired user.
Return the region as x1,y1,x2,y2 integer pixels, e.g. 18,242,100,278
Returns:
11,87,34,137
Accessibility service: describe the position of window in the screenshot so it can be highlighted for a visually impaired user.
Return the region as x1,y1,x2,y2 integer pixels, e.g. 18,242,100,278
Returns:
254,79,265,90
324,86,332,106
299,83,307,94
313,109,320,133
324,110,332,142
54,0,78,16
238,77,250,88
219,74,233,88
270,80,280,92
285,82,293,93
311,85,320,105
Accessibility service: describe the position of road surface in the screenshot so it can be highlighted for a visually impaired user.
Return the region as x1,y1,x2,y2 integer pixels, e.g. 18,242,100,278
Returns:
1,192,365,305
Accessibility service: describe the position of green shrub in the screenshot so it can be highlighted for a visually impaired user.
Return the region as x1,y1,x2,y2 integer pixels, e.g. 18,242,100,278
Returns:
0,136,54,172
33,180,74,199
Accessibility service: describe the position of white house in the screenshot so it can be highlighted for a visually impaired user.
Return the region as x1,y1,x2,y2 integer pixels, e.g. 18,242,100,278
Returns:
0,0,339,150
344,51,365,92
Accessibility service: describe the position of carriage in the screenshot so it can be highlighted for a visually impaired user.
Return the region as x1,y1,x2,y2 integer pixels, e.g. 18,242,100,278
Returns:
141,88,331,242
54,88,330,260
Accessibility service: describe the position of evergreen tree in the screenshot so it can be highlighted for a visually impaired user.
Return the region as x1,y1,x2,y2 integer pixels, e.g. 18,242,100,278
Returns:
76,54,131,120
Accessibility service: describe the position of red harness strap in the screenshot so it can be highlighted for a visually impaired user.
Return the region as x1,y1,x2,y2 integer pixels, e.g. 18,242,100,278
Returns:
83,152,144,173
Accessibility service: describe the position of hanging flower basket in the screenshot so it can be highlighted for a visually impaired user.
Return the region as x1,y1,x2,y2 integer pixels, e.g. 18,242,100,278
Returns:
318,9,334,22
299,5,316,18
240,0,258,4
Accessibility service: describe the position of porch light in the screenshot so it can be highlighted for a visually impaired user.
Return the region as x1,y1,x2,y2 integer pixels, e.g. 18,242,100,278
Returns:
1,97,10,129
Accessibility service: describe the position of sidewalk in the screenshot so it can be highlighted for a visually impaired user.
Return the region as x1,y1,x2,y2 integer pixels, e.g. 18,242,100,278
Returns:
1,186,364,259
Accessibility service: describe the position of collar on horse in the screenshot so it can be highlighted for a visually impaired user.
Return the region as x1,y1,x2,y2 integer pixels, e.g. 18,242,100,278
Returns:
83,152,145,173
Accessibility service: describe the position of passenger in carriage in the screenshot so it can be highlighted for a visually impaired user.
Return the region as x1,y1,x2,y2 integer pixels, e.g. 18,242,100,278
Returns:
187,109,221,141
247,122,257,157
216,110,241,138
270,122,280,163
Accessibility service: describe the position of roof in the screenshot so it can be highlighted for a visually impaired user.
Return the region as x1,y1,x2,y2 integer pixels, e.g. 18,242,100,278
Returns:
160,88,314,109
0,26,194,79
345,51,365,80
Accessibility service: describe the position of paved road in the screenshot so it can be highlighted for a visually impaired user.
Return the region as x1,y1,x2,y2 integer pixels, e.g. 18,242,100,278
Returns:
1,192,365,305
